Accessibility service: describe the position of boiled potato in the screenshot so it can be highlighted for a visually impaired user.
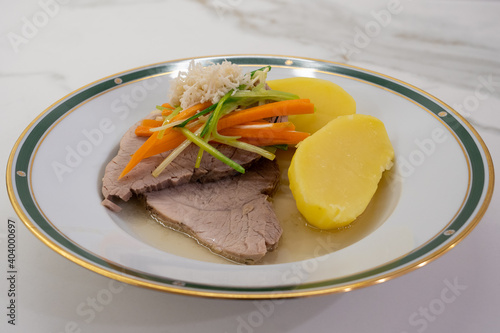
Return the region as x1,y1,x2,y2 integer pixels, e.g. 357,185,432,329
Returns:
288,114,394,229
267,77,356,133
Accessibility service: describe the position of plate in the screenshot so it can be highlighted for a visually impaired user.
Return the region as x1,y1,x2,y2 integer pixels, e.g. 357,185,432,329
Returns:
7,55,494,299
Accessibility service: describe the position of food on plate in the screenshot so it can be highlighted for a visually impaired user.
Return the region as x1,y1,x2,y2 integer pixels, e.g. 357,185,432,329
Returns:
288,114,394,229
101,61,314,263
146,158,281,264
101,116,262,210
267,77,356,134
101,60,394,263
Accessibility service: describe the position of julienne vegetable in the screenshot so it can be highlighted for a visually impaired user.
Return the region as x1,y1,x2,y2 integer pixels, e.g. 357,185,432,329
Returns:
119,66,315,179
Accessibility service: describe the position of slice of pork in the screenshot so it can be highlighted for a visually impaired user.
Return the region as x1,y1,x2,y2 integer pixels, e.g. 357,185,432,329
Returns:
145,158,282,264
101,118,261,209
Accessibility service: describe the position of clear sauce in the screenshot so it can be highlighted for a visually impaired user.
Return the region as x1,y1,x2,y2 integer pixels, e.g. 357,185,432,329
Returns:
116,149,401,265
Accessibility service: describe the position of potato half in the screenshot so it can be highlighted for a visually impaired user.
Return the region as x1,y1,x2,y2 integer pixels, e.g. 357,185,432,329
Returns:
288,114,394,229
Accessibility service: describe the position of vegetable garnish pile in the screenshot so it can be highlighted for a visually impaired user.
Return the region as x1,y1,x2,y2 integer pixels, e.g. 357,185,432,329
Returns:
119,61,315,179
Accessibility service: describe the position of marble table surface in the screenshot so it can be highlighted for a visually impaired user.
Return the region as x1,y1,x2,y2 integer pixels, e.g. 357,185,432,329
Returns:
1,0,499,332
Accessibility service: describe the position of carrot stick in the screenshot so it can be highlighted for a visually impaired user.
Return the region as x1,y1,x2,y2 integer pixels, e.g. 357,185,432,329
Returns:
234,131,310,146
140,102,211,155
160,103,175,116
135,102,209,138
217,99,313,130
141,119,163,127
119,130,191,178
220,123,308,142
135,126,155,137
234,120,269,125
120,125,201,178
173,102,211,122
225,121,296,132
119,133,159,178
143,123,203,157
135,119,168,136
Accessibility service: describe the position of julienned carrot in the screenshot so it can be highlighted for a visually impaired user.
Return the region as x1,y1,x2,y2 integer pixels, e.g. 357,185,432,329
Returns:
139,101,211,155
217,99,313,130
174,102,212,122
135,126,155,137
135,119,163,136
234,120,269,125
119,128,195,178
219,122,309,145
119,123,203,178
224,121,296,132
119,133,159,178
142,123,204,158
119,102,210,178
160,103,175,116
141,119,163,127
120,99,313,178
234,131,310,146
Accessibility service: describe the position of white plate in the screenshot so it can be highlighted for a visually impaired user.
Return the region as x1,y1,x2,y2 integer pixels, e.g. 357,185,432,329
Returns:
7,55,494,299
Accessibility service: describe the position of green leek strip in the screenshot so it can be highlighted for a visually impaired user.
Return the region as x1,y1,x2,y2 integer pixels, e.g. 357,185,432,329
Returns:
166,106,182,119
194,141,205,168
179,127,245,174
152,139,191,178
198,101,236,138
251,74,266,89
270,144,289,151
158,107,181,139
249,66,271,78
149,119,186,132
194,126,240,169
210,130,276,162
195,91,235,166
211,126,239,142
156,105,170,112
201,91,233,137
200,110,216,139
152,124,201,177
175,104,217,128
249,67,270,88
212,139,276,161
152,126,203,177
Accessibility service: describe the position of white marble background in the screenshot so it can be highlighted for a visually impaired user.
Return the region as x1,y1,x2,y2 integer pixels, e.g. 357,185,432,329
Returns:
1,0,499,332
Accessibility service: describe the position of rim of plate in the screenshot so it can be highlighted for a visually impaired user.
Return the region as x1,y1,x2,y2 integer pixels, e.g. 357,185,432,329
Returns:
6,54,495,299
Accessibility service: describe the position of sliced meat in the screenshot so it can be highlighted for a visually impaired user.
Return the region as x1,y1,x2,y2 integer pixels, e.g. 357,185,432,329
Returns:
145,158,282,264
101,198,122,213
101,118,261,205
